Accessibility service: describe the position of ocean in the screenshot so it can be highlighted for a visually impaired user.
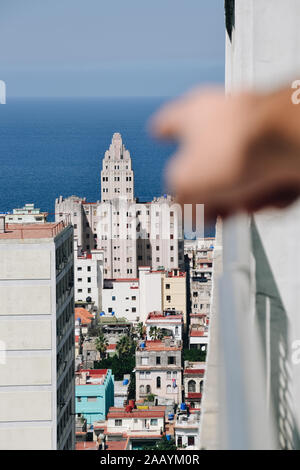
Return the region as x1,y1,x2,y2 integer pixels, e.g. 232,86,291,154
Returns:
0,97,215,236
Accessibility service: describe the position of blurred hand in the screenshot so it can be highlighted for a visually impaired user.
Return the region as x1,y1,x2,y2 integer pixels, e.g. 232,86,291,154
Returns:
151,87,300,219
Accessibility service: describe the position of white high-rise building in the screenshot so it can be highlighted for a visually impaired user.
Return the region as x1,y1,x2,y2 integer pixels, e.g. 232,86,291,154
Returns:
0,217,75,450
101,132,134,202
55,133,184,280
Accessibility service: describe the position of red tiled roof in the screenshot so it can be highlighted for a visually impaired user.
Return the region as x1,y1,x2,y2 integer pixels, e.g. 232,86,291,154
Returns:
187,393,202,399
0,222,68,240
184,369,205,375
190,330,207,337
142,340,181,351
76,441,99,450
106,441,128,450
107,406,165,419
107,344,116,351
75,307,93,325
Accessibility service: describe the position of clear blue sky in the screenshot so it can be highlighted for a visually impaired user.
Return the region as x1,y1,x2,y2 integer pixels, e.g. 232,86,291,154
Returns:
0,0,225,97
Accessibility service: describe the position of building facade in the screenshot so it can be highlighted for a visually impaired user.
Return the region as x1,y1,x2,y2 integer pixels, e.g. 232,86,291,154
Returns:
55,133,184,280
0,218,75,450
75,369,114,425
135,339,182,404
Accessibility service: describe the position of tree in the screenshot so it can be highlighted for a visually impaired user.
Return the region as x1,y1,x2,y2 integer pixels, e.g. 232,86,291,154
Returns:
95,332,108,359
116,335,136,357
149,326,163,341
183,348,206,362
94,354,135,381
135,322,145,340
143,435,177,450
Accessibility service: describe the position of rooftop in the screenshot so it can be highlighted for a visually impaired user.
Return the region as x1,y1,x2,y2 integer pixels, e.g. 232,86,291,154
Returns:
137,339,182,351
76,369,108,385
107,406,166,419
0,220,69,240
106,440,128,451
146,310,183,322
75,307,93,325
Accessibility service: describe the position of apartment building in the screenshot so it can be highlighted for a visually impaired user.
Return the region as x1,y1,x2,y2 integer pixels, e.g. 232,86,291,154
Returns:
162,269,187,325
145,310,183,341
105,405,166,450
0,217,75,450
55,133,184,280
175,410,201,450
74,245,104,310
183,361,205,409
75,369,114,425
5,203,48,224
185,238,214,316
102,266,162,324
135,339,182,404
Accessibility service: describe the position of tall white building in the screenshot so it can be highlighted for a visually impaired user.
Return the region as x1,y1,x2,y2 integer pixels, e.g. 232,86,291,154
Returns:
101,132,134,202
0,217,75,450
55,133,184,280
74,243,104,309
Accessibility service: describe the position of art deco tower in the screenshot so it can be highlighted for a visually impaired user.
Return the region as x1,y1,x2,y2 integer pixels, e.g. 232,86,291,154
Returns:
101,132,134,202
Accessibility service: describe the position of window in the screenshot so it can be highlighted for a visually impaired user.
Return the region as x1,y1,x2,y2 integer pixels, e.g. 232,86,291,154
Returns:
166,385,172,393
132,296,136,301
87,397,97,402
141,357,149,365
115,419,122,427
112,296,116,301
188,436,195,446
177,436,182,447
156,356,161,365
77,397,82,402
150,419,158,426
168,356,175,365
87,266,91,272
166,284,170,289
146,385,151,394
77,267,82,271
166,295,171,301
132,307,136,312
87,277,91,283
156,377,161,389
140,372,145,379
188,380,196,393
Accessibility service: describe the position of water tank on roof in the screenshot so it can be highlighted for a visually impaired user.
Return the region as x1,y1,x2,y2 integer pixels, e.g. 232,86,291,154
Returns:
123,379,129,385
140,342,145,349
76,317,81,323
180,403,187,411
100,311,105,316
168,413,174,421
166,434,171,441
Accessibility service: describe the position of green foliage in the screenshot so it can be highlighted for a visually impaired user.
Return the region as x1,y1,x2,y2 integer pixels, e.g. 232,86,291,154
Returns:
149,326,164,341
183,348,206,362
116,335,136,358
142,435,177,450
94,332,108,358
94,354,135,381
135,322,145,340
146,393,155,402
